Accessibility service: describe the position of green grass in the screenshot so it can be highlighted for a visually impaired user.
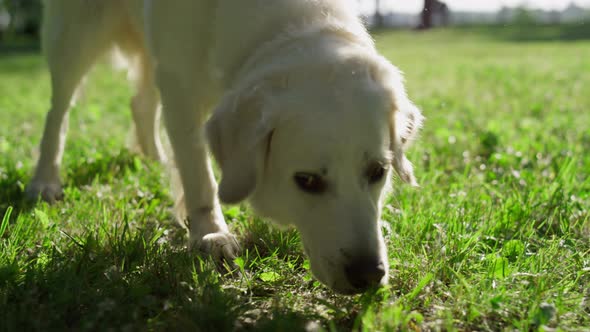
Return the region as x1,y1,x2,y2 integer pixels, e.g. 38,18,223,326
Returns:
1,25,589,331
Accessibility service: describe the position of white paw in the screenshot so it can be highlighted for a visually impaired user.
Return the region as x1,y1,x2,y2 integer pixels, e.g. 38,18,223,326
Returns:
191,232,241,262
25,180,64,203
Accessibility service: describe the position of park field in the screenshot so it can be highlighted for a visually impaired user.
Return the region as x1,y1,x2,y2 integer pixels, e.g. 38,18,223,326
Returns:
1,25,589,331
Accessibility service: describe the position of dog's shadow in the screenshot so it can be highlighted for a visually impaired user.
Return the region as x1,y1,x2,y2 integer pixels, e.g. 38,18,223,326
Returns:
0,214,323,330
0,220,316,330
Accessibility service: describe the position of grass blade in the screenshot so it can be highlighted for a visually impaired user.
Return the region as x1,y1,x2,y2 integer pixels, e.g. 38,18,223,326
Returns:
0,206,12,238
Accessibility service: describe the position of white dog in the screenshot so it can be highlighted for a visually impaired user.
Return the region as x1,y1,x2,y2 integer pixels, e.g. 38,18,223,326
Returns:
27,0,423,294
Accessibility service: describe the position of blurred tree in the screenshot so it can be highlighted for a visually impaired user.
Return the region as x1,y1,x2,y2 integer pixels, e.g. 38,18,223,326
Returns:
373,0,384,28
417,0,450,29
2,0,41,37
513,6,536,26
418,0,434,29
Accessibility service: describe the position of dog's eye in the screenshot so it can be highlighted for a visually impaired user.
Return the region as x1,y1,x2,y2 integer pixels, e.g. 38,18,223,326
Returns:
294,172,326,194
366,163,386,184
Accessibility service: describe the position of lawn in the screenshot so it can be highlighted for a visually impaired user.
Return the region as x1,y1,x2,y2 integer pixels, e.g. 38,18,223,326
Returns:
1,25,589,331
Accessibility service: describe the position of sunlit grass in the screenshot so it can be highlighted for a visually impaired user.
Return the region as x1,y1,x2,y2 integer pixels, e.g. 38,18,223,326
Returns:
1,26,589,330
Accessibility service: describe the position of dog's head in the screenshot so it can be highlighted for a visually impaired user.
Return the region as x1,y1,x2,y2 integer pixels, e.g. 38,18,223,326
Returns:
206,53,423,294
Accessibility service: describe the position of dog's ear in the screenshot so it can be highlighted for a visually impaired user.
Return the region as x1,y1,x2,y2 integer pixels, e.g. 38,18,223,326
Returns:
372,58,424,186
206,84,276,204
390,98,423,186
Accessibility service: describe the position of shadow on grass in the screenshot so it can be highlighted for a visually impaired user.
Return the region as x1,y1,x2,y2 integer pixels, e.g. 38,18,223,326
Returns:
0,203,327,331
0,229,237,330
0,245,317,330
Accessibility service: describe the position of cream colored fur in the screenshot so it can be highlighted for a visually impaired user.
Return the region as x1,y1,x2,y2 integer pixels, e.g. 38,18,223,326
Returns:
27,0,423,294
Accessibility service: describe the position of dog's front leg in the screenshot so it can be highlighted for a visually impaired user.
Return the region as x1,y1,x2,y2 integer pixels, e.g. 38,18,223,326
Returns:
156,70,239,261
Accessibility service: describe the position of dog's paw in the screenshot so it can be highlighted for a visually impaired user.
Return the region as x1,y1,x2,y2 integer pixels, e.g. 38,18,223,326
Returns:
191,232,241,262
25,180,64,203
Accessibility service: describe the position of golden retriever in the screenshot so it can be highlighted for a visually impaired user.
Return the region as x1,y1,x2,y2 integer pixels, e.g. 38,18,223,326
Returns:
27,0,423,294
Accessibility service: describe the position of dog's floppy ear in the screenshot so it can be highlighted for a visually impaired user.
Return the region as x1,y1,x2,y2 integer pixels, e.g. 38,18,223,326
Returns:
390,98,423,186
206,84,275,204
373,58,424,186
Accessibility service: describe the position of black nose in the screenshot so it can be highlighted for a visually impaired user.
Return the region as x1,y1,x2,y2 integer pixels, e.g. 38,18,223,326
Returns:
344,257,386,292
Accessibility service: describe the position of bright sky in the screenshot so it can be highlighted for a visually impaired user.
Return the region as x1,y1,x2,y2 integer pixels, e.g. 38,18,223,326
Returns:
357,0,590,13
